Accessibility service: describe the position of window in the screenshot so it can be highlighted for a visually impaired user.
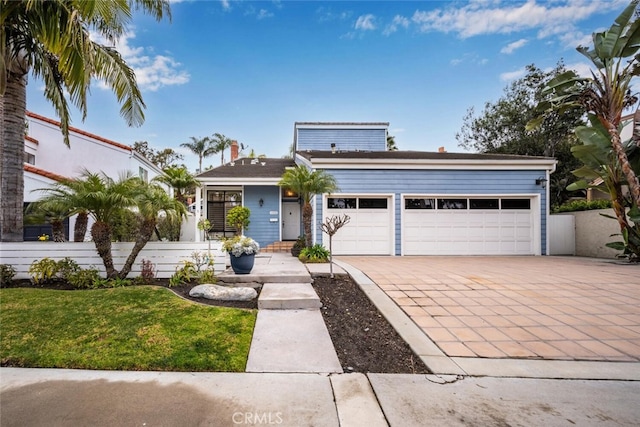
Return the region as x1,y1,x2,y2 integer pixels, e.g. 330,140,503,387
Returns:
470,199,499,209
501,199,531,209
359,198,387,209
24,152,35,165
405,198,435,209
328,198,357,209
207,191,242,237
438,198,467,209
139,166,148,182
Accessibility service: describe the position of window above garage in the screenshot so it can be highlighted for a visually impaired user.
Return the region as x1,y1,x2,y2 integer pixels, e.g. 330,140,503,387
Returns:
404,197,531,210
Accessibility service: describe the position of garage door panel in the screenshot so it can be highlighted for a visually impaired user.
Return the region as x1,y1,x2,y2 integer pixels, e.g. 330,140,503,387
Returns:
403,198,535,255
328,197,392,255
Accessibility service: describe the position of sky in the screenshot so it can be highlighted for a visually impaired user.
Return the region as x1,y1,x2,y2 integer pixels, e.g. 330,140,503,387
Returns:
26,0,631,173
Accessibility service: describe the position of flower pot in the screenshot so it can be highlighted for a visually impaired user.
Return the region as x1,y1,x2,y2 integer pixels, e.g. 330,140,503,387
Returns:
230,253,255,274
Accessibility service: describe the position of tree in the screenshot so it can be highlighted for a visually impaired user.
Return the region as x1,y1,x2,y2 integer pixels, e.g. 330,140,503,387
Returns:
530,0,640,208
133,141,183,169
180,136,215,173
387,135,398,151
153,166,199,204
278,166,338,248
1,0,170,242
211,133,234,165
457,63,585,207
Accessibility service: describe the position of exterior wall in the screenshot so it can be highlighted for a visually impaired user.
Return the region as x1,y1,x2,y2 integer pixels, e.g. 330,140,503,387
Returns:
26,115,164,185
243,185,281,248
571,209,621,259
314,168,549,255
296,128,386,152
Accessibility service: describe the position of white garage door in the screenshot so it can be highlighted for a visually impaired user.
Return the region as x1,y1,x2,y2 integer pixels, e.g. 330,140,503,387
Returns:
326,196,393,255
403,197,535,255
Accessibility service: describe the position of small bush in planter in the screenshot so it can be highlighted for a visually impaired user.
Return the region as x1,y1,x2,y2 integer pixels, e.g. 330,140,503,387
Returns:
291,235,306,257
222,235,260,257
226,206,251,235
299,244,330,263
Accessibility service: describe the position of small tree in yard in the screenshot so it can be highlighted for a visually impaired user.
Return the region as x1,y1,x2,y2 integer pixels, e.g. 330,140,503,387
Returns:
226,206,250,236
320,214,350,278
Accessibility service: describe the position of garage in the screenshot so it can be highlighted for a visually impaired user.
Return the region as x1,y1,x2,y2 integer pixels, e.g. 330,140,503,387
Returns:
325,195,393,255
402,196,537,255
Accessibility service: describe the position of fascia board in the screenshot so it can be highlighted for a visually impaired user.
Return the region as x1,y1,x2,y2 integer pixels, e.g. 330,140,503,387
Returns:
197,178,281,186
308,158,557,171
295,123,389,130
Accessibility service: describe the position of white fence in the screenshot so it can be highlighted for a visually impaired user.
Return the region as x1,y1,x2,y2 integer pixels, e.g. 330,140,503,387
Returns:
548,215,575,255
549,209,622,258
0,241,226,279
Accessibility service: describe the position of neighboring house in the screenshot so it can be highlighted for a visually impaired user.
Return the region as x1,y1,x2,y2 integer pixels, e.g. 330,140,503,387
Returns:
196,122,557,255
23,111,167,241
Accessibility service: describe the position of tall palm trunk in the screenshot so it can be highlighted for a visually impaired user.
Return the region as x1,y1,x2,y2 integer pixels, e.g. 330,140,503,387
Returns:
120,218,155,278
91,221,117,278
303,202,313,247
74,211,89,242
51,219,66,242
0,62,28,242
606,122,640,208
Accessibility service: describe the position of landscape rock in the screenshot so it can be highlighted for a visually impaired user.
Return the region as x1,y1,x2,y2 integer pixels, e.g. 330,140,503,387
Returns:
189,284,257,301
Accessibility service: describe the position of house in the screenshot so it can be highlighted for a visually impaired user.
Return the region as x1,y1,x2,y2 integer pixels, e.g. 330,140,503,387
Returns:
196,122,557,255
23,111,167,240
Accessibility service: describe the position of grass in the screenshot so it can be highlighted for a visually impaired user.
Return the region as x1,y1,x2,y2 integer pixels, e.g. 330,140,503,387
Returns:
0,286,256,372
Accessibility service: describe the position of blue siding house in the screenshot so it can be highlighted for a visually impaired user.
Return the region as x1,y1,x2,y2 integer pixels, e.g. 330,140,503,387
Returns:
196,123,556,256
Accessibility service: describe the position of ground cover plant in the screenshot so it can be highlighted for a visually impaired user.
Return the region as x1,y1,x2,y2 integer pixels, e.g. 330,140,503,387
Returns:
0,286,256,372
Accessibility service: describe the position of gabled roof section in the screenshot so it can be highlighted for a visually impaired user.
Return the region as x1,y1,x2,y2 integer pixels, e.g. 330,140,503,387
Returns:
197,158,296,180
24,164,68,182
26,111,132,152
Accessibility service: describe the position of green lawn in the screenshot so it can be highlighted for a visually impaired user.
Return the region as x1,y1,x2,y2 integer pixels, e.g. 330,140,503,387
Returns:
0,287,256,372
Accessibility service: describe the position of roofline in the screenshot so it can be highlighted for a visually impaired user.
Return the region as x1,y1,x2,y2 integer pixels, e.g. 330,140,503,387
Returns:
25,135,38,144
294,122,389,129
303,157,557,171
26,111,132,152
197,177,283,186
24,163,68,182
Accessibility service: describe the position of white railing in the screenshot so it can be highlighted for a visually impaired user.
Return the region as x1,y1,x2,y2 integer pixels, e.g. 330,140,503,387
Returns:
0,241,226,279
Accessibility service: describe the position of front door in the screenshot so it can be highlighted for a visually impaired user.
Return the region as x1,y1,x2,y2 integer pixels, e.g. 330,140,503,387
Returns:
282,201,301,240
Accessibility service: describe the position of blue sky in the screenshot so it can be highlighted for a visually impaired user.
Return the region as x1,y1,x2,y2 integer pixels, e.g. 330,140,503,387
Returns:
26,0,630,173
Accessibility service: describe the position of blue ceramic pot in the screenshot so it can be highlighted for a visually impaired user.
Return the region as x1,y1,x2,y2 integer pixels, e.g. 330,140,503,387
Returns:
230,253,255,274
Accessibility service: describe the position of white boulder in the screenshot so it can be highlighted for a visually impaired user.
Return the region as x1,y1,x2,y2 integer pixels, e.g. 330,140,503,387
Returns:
189,284,257,301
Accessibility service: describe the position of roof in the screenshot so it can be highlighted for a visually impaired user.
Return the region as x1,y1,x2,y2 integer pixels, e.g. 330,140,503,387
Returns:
296,150,555,161
26,111,132,152
24,164,68,182
295,122,389,127
197,158,296,180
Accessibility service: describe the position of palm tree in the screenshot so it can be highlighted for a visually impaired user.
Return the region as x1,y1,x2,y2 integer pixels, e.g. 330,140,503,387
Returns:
0,0,170,242
180,136,215,173
387,135,398,151
153,166,200,204
212,133,233,165
531,0,640,208
278,166,338,247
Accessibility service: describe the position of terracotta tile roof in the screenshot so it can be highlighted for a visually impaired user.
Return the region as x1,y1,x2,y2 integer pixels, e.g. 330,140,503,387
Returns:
24,164,68,182
197,158,295,179
296,150,555,161
26,111,132,152
25,135,38,144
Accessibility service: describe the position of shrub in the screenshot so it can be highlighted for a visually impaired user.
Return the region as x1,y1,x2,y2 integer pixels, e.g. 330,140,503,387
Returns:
56,257,80,281
299,244,330,263
1,264,16,286
156,215,182,241
553,199,612,213
291,235,306,257
110,209,140,242
28,258,60,285
67,268,101,289
169,261,197,287
222,236,260,257
139,259,156,284
226,206,251,234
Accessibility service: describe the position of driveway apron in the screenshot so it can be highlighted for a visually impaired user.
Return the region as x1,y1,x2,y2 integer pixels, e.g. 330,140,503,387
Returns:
338,256,640,362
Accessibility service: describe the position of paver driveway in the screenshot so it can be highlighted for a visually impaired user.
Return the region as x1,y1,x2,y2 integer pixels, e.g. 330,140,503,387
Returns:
339,256,640,362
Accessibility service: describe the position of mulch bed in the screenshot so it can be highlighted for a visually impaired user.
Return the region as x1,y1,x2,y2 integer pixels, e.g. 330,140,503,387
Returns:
312,275,430,374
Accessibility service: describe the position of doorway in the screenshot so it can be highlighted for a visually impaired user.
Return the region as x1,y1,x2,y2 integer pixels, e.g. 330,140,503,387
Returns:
282,201,301,240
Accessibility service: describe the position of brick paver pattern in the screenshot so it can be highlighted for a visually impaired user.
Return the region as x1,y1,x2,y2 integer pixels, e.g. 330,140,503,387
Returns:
339,256,640,362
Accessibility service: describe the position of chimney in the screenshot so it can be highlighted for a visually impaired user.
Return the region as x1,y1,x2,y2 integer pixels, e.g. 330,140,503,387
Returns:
438,146,447,153
231,140,239,162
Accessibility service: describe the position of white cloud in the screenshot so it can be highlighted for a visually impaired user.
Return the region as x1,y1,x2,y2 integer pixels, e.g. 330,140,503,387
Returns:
92,31,190,92
411,0,622,39
500,67,527,81
220,0,231,11
257,9,274,20
500,38,528,54
355,14,376,31
565,61,594,78
383,15,410,36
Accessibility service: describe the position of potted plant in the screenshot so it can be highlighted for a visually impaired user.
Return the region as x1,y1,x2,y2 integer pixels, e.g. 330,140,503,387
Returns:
226,206,251,235
222,235,260,274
